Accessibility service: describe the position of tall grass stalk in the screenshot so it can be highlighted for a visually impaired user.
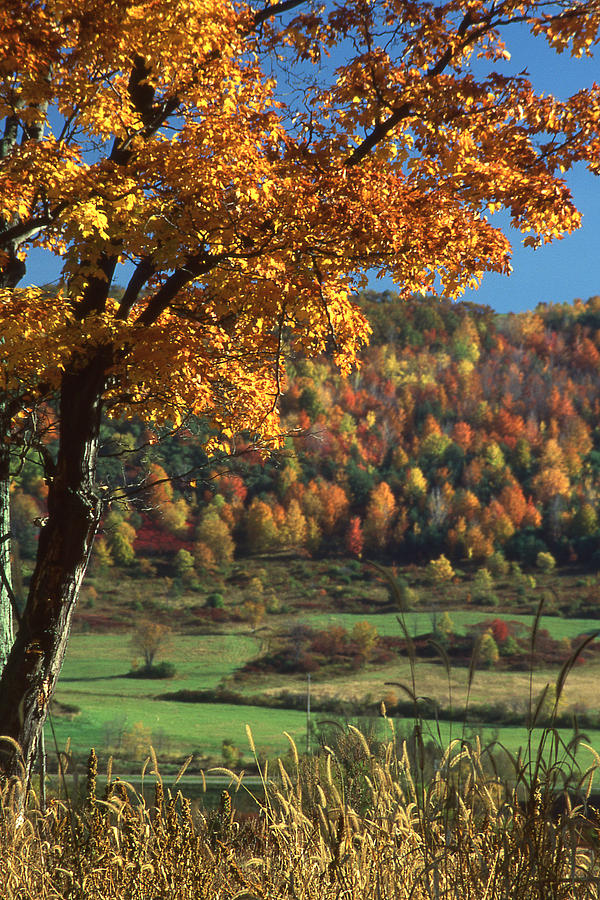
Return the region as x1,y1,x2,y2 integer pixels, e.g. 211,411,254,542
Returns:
2,579,600,897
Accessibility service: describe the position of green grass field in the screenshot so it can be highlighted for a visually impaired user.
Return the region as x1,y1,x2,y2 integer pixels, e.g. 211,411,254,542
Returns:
50,624,600,771
304,609,600,640
51,632,275,764
48,698,310,766
57,632,258,694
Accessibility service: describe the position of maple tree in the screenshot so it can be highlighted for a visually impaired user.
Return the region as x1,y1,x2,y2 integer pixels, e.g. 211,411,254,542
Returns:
364,480,397,551
130,620,172,669
345,516,364,558
1,0,600,783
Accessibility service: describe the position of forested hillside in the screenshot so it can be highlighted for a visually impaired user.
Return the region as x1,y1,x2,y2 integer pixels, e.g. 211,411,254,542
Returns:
11,293,600,576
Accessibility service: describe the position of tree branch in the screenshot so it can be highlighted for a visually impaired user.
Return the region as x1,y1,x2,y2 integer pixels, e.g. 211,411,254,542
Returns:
0,208,67,250
0,534,22,626
116,257,156,320
345,102,413,167
344,9,505,167
252,0,309,28
135,253,226,326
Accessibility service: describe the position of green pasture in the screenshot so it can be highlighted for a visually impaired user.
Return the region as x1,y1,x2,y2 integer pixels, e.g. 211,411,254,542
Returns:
47,698,309,764
304,609,600,641
51,630,600,769
47,690,600,778
51,632,268,761
57,632,259,695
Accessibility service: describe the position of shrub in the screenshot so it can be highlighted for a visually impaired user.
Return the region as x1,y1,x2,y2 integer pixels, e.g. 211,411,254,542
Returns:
222,739,241,767
479,630,500,667
83,586,98,609
137,557,157,577
490,618,509,644
311,625,348,657
427,554,454,582
351,620,379,661
502,635,521,657
473,567,493,595
487,550,509,578
242,600,266,630
126,661,177,679
297,651,320,673
121,721,152,760
174,548,195,579
90,536,113,572
536,551,557,572
206,592,225,608
390,578,419,609
265,593,282,614
437,611,454,640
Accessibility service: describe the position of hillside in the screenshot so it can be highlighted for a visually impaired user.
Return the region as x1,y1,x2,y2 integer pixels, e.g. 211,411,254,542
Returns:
11,292,600,588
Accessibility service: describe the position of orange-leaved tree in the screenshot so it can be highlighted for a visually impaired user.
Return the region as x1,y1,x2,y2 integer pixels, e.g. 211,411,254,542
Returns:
1,0,600,781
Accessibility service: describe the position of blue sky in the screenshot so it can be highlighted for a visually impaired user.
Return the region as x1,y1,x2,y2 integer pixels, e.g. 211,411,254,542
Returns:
371,27,600,313
441,31,600,314
23,23,598,316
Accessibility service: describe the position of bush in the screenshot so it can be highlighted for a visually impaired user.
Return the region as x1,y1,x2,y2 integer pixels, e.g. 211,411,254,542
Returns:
206,592,225,608
174,548,195,579
390,578,418,609
222,739,241,767
126,661,177,679
479,630,500,667
487,551,509,578
437,611,454,640
427,554,455,582
490,618,509,643
265,593,282,614
473,567,493,598
501,635,521,657
351,620,379,660
536,551,556,572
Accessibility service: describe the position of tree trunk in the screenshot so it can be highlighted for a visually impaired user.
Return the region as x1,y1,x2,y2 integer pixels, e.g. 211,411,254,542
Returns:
0,350,108,783
0,419,13,673
0,236,26,675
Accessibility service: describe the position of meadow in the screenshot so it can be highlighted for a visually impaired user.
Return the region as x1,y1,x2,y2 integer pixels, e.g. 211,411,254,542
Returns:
49,601,600,775
17,563,600,899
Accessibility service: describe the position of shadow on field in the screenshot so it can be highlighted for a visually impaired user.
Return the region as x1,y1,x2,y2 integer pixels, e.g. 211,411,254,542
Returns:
60,674,128,682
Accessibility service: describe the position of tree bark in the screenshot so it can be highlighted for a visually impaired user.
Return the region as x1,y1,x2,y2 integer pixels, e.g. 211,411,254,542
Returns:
0,350,109,783
0,421,13,673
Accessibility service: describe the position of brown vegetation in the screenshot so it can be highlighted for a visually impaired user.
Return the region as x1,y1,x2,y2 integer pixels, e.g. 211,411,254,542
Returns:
2,729,600,899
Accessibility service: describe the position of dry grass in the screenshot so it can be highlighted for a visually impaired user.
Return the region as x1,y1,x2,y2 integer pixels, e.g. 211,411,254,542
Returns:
4,595,600,899
284,659,600,710
2,722,600,900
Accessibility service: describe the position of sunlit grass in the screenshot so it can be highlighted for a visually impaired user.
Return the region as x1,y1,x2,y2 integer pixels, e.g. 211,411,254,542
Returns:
4,722,600,899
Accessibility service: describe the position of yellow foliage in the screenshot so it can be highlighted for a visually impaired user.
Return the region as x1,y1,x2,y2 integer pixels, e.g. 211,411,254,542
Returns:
427,554,455,583
2,0,599,451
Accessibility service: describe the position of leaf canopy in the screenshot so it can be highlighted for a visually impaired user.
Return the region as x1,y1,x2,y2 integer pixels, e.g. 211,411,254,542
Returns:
1,0,599,438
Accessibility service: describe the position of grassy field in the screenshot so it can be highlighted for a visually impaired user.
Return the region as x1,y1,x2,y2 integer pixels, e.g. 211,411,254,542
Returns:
44,558,600,772
249,653,600,712
51,632,288,765
48,698,311,768
50,625,600,771
304,608,600,641
57,632,259,694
